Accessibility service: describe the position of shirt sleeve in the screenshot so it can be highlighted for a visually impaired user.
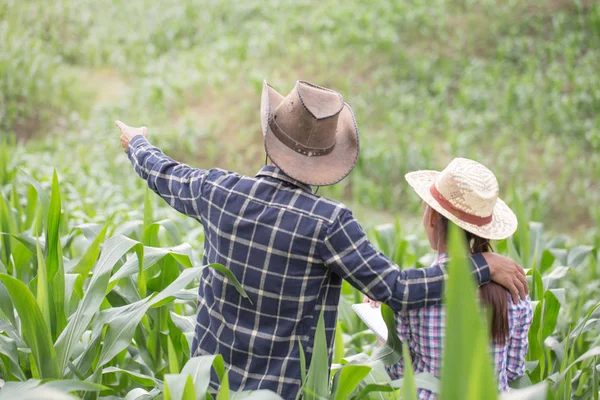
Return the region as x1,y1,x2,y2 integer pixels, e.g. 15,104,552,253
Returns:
127,135,208,220
506,297,533,381
319,208,491,312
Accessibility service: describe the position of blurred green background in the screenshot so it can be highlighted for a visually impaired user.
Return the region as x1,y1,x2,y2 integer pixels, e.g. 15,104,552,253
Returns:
2,0,600,237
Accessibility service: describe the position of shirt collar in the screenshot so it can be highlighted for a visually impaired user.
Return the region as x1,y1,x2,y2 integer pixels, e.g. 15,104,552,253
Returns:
255,166,314,193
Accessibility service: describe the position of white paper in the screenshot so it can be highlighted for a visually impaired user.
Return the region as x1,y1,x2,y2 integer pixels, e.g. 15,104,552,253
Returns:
351,303,388,341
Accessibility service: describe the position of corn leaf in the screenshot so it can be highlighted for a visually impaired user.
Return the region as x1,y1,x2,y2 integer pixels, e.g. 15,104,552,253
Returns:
332,364,371,400
303,310,329,400
181,355,226,400
55,235,140,373
35,239,51,331
401,343,418,400
440,224,497,400
0,274,59,379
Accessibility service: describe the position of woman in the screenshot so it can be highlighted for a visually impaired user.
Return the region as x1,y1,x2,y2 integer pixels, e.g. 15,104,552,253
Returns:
366,158,532,399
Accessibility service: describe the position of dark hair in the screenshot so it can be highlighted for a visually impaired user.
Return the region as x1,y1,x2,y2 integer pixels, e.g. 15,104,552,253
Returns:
432,208,509,345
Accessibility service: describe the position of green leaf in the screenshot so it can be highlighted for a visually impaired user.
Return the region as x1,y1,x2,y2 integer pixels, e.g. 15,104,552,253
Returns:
147,266,204,308
70,224,108,277
181,355,226,400
19,170,50,223
531,268,543,302
0,283,15,326
143,187,155,235
164,373,195,400
333,321,344,365
41,380,109,393
0,333,25,380
465,325,498,399
555,347,600,384
205,263,252,305
45,170,62,305
170,312,195,333
298,340,307,388
95,299,151,368
539,250,555,274
55,235,140,374
0,380,76,400
541,290,561,339
73,330,102,376
369,303,403,365
102,367,159,387
0,274,59,379
167,335,180,374
567,245,594,267
0,195,10,264
353,365,443,399
527,301,544,370
109,243,193,283
501,382,548,399
332,364,371,400
401,344,417,400
216,370,230,400
440,224,497,400
304,310,329,400
509,373,533,389
35,239,51,332
38,171,67,340
125,388,154,400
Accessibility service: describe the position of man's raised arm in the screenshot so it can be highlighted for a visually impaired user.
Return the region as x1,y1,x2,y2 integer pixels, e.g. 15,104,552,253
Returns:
116,121,208,220
320,208,527,311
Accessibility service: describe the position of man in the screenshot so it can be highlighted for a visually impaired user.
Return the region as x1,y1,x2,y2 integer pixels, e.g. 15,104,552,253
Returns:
116,80,527,399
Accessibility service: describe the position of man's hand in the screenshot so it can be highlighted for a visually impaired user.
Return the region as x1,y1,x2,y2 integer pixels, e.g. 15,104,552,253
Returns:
115,120,148,152
483,253,529,303
363,295,380,308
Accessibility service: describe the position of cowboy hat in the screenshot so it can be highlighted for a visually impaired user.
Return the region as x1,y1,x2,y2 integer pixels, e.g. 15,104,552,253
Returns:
260,80,360,186
405,158,518,240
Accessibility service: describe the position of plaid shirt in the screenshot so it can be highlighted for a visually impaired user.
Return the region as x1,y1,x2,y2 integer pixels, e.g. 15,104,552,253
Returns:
127,136,491,399
386,254,533,399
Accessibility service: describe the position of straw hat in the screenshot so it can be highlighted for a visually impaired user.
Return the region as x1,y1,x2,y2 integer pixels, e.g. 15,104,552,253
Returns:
405,158,517,240
260,80,360,186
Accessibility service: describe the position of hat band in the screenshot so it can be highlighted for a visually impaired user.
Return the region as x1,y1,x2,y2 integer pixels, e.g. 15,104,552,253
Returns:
269,117,335,157
430,185,493,227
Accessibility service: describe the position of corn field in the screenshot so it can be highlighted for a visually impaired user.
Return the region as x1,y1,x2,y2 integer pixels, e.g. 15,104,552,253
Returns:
1,142,599,399
2,0,600,398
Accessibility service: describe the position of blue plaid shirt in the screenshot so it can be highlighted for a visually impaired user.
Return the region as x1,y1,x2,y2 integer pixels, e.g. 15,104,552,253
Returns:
127,135,491,399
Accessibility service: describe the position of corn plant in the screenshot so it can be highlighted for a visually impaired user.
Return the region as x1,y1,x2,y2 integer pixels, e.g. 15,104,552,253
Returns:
0,172,271,399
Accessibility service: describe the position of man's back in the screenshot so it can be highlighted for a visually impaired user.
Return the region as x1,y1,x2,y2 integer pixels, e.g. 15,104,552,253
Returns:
191,166,345,397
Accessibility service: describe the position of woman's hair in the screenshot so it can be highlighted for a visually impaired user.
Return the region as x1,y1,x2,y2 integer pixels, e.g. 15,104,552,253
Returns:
431,208,509,345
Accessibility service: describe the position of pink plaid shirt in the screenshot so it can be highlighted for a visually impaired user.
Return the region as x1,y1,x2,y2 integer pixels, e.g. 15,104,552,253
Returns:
386,254,533,399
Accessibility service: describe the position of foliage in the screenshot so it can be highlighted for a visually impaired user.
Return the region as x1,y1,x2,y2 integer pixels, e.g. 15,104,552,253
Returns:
1,0,600,231
1,0,600,398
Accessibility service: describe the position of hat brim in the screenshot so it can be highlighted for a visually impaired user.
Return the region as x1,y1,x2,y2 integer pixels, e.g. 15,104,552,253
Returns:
260,81,360,186
405,170,518,240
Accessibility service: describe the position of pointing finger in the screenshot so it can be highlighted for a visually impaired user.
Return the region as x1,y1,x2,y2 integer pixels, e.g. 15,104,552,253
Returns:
115,120,128,132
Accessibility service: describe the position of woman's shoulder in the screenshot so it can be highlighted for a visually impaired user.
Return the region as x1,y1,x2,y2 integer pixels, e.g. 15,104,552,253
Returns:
507,294,532,309
507,294,534,326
